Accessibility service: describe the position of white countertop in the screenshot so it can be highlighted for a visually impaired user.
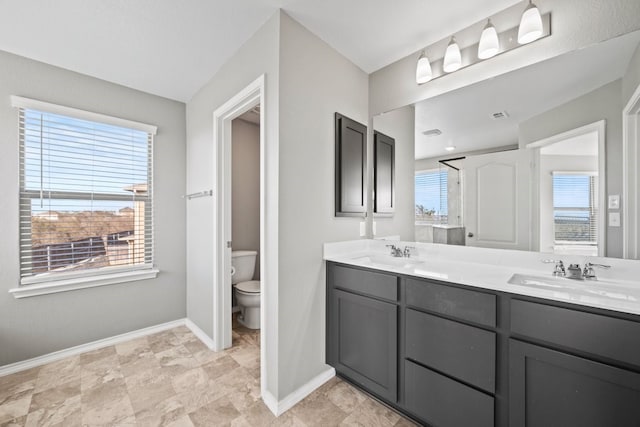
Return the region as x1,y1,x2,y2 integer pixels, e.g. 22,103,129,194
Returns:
323,240,640,316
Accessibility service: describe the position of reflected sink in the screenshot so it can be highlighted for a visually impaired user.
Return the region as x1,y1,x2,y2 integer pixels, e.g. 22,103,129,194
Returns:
508,273,638,302
352,255,424,269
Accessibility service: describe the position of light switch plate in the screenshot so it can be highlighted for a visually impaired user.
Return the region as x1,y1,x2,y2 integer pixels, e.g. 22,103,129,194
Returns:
372,221,377,236
609,212,621,227
608,194,620,210
359,221,366,237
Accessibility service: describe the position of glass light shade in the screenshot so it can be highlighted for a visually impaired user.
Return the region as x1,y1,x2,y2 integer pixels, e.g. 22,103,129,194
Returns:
416,51,432,84
478,20,499,59
443,37,461,73
518,1,543,44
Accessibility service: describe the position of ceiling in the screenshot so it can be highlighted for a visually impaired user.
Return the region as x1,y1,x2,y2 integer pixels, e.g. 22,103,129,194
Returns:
414,30,640,160
0,0,522,102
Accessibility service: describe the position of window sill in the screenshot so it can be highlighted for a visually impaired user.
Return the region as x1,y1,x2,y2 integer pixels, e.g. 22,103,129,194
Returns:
9,268,159,299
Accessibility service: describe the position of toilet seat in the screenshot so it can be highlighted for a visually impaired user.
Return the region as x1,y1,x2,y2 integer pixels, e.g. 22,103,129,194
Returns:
235,280,260,294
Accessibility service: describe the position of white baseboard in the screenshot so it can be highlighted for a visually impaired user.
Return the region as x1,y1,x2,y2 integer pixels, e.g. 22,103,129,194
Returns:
185,318,215,349
0,318,187,377
262,367,336,416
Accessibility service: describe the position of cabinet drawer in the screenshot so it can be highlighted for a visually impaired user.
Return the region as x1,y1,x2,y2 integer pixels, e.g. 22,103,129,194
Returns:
406,309,496,393
406,278,496,327
331,264,398,301
511,299,640,367
404,360,494,427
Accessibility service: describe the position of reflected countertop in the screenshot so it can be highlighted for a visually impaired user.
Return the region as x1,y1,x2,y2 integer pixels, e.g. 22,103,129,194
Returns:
324,240,640,316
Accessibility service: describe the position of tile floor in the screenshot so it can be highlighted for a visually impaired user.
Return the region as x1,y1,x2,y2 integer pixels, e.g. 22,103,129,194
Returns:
0,318,417,426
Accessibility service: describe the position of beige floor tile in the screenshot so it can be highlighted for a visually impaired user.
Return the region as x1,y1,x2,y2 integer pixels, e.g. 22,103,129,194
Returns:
78,346,116,366
148,330,182,354
0,414,27,427
81,377,135,425
34,357,81,394
326,380,367,414
155,345,200,376
124,367,176,414
0,368,39,401
340,397,402,427
289,393,349,426
0,394,32,424
24,394,81,427
188,396,241,427
80,354,124,392
29,379,80,413
269,411,308,426
201,355,240,381
133,395,187,427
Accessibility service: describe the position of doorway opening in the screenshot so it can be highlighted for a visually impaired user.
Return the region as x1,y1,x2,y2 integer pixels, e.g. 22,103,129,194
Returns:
528,121,606,256
211,75,268,402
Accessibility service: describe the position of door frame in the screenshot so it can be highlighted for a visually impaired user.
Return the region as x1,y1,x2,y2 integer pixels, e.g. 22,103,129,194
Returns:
526,120,606,256
623,83,640,259
212,74,268,390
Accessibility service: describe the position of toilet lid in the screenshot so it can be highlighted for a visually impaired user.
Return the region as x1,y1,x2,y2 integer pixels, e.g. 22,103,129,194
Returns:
235,280,260,293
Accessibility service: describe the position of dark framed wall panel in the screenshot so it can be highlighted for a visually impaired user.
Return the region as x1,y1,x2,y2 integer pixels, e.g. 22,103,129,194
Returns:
335,113,367,216
374,131,395,215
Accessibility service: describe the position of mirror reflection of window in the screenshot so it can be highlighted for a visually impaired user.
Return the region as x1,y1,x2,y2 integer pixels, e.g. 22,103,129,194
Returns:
415,169,448,226
552,172,598,256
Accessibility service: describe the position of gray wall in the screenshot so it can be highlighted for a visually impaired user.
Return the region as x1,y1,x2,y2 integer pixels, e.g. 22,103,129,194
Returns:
372,106,415,240
278,12,369,398
623,41,640,106
0,50,186,366
232,119,261,280
520,80,623,257
186,11,280,395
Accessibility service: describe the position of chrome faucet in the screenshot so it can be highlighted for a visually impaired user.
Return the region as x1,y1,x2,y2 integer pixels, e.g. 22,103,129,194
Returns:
386,244,403,257
542,259,565,276
403,246,415,258
582,262,611,280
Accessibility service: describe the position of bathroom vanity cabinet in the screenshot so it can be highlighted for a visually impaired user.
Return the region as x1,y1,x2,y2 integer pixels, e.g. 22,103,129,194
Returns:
326,261,640,427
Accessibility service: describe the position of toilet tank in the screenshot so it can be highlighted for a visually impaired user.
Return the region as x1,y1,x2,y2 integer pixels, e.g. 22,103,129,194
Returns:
231,250,257,284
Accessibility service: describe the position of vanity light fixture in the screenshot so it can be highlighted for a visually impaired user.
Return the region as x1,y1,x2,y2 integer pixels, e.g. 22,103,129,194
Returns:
443,37,462,73
414,0,550,85
478,19,499,59
518,0,543,44
415,50,433,84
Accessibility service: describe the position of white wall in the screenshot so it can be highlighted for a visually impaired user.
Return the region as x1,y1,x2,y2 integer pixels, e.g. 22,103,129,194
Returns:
520,80,623,257
539,155,599,252
372,106,415,240
186,12,280,395
277,12,369,398
370,0,640,116
0,50,186,366
232,119,261,279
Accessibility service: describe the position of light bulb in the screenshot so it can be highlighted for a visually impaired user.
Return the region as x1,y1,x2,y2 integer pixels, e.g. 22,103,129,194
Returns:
416,51,432,84
518,0,543,44
478,19,499,59
443,37,462,73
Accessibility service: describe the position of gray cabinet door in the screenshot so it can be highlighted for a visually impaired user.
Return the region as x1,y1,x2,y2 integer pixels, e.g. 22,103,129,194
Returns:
330,289,398,402
509,339,640,427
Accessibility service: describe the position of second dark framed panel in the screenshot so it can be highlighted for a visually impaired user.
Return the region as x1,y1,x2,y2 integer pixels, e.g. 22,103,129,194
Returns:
374,131,395,216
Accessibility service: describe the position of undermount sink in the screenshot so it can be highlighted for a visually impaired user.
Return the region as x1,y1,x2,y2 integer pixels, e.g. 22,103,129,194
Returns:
508,273,639,302
352,254,424,268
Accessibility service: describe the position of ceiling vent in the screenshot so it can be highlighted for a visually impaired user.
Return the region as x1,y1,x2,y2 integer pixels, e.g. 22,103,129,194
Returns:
491,111,510,120
422,128,442,137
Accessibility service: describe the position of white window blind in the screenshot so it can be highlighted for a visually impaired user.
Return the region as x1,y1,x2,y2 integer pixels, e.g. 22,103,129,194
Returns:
552,173,598,245
415,169,448,224
17,100,155,285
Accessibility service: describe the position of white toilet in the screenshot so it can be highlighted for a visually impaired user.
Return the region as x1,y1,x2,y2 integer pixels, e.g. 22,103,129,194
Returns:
231,250,261,329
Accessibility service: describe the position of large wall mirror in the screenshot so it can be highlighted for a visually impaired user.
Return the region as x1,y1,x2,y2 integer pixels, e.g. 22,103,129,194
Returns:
373,29,640,259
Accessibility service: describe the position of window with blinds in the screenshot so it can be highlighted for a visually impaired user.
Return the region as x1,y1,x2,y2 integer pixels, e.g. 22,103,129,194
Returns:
553,173,598,245
415,169,448,224
16,98,155,285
